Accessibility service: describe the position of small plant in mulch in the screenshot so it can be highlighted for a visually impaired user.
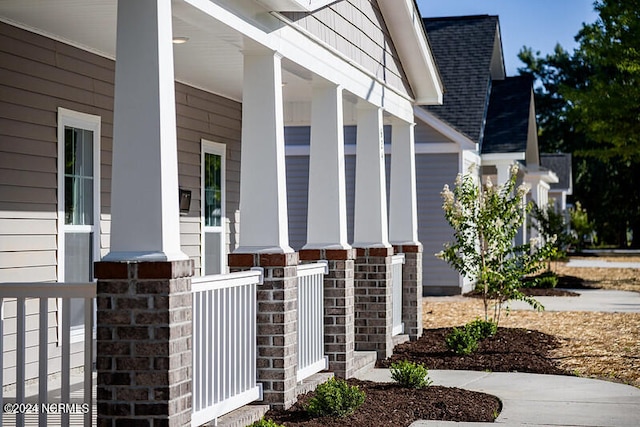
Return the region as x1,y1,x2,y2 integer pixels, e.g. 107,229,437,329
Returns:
521,270,559,289
445,319,497,355
389,360,433,389
249,418,286,427
305,377,366,418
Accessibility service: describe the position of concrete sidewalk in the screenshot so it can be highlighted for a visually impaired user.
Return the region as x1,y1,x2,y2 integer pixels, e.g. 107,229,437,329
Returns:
364,288,640,426
508,288,640,312
356,369,640,426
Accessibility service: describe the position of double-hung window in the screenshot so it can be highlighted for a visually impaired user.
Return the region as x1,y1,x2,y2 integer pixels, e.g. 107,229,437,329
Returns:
201,140,226,275
57,107,100,342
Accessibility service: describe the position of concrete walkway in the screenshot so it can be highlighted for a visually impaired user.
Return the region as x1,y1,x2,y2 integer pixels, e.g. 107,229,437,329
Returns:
508,288,640,312
566,259,640,269
357,287,640,426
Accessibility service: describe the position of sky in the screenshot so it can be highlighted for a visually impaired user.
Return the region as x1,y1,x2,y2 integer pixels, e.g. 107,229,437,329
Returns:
415,0,599,76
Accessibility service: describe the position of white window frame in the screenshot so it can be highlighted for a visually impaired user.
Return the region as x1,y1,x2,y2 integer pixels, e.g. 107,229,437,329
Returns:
201,139,227,276
57,107,101,344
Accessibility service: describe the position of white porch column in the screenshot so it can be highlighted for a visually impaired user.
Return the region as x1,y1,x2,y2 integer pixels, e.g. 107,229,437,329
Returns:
495,161,513,187
304,82,350,249
389,120,419,245
105,0,186,261
236,49,292,253
353,103,390,248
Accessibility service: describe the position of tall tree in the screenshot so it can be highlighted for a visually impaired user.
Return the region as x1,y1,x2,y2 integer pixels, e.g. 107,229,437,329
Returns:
565,0,640,161
518,0,640,247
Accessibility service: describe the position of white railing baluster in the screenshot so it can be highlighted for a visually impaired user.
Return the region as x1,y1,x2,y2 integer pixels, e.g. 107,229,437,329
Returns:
0,283,96,427
84,296,93,427
296,262,328,382
38,298,48,427
391,254,405,336
61,297,71,427
16,297,25,427
190,269,263,427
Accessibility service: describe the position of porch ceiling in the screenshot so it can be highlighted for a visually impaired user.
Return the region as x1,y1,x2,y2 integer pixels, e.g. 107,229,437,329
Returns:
0,0,314,103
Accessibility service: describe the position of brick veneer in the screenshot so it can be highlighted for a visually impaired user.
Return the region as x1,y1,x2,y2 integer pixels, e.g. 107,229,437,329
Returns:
228,252,299,410
299,248,356,378
94,260,194,427
353,247,394,359
393,244,423,340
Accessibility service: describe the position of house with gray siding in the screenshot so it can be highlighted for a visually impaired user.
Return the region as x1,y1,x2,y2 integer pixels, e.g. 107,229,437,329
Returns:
417,16,557,294
0,1,443,425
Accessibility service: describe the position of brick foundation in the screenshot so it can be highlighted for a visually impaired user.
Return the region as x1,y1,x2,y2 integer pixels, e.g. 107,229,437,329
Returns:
299,248,356,378
94,260,194,427
353,247,394,360
393,244,423,340
228,252,299,410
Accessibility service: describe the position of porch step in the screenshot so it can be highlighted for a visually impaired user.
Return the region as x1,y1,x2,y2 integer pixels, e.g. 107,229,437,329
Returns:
296,371,334,397
351,350,377,378
392,333,410,347
209,404,270,427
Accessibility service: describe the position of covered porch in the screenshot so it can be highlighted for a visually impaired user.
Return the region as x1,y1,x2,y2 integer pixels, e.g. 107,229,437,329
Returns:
0,0,442,425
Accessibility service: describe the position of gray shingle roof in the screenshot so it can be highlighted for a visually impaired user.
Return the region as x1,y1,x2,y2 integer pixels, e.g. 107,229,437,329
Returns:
482,75,534,154
540,153,573,191
422,15,500,144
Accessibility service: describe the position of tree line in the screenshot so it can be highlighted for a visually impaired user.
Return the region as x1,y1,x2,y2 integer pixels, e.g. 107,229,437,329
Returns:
517,0,639,248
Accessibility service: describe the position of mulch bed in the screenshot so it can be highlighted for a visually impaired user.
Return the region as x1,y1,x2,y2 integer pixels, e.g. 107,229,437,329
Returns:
378,327,568,376
264,283,583,426
265,379,500,427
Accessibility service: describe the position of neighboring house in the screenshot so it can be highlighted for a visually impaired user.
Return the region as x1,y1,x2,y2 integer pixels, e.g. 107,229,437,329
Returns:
540,153,573,213
482,74,558,244
0,0,442,425
413,16,557,295
416,15,506,295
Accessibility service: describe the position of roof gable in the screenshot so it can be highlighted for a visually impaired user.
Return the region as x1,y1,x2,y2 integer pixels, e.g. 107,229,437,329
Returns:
422,15,505,144
482,75,534,155
540,153,573,192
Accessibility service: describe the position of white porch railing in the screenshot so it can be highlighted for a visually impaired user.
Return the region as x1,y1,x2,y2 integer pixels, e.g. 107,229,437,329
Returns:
391,254,405,336
296,261,328,382
0,282,95,427
191,269,263,427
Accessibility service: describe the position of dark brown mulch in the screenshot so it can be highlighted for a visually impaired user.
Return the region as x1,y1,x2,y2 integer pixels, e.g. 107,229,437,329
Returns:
378,327,568,376
265,379,501,427
264,327,568,426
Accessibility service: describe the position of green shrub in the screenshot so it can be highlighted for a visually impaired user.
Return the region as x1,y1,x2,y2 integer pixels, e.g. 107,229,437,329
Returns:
522,271,559,289
249,418,285,427
535,271,559,288
466,318,497,340
390,360,433,389
305,377,366,418
445,326,478,355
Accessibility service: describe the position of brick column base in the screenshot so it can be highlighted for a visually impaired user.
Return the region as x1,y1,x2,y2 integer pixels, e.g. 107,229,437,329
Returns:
228,252,298,410
299,248,356,378
393,244,423,340
94,260,194,427
353,247,394,360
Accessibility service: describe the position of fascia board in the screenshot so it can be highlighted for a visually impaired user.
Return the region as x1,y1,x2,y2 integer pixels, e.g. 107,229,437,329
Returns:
481,152,526,163
255,0,337,12
414,107,477,151
182,0,414,122
377,0,444,105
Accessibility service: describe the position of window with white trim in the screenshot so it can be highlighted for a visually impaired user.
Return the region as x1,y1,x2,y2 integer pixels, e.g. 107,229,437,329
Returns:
202,140,226,275
57,107,100,343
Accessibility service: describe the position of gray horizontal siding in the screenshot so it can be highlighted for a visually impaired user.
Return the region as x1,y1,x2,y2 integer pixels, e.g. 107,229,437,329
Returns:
0,21,242,386
416,153,462,294
282,0,412,99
